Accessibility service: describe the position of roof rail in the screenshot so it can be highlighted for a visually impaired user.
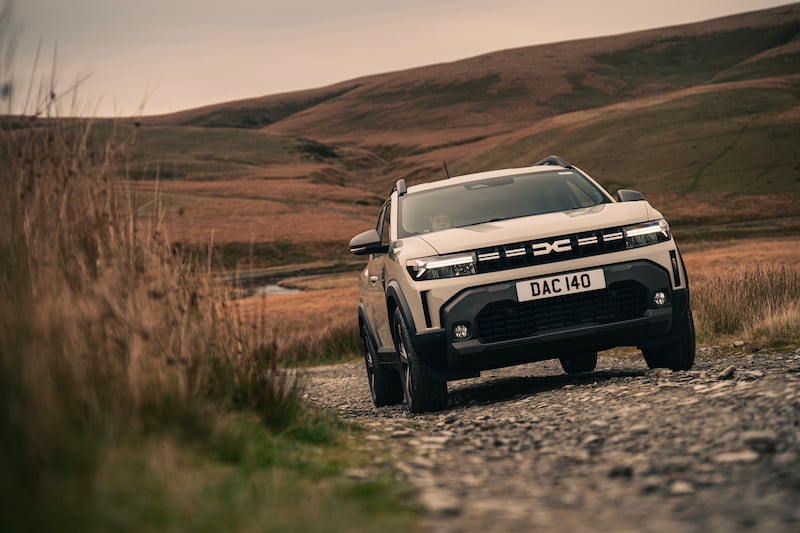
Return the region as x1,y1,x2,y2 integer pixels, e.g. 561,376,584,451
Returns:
394,178,407,196
533,155,572,168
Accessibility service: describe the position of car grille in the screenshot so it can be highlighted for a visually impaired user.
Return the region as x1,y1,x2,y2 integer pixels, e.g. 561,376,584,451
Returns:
476,282,648,343
475,227,628,274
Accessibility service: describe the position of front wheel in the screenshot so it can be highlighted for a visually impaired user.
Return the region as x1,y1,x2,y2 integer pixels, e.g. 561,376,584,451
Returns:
642,307,696,371
392,308,448,413
362,325,403,406
559,352,598,374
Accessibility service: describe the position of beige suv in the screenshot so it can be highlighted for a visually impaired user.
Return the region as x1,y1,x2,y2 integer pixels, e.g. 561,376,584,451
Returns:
350,156,694,413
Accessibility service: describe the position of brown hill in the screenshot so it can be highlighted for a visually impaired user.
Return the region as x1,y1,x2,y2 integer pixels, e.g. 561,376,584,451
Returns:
142,3,800,195
263,9,798,141
125,4,800,265
155,4,798,135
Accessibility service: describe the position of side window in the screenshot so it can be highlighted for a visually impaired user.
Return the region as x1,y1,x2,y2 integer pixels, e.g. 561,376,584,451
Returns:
379,201,392,246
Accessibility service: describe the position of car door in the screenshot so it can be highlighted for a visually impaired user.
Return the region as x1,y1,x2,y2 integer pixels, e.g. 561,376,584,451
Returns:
366,201,392,349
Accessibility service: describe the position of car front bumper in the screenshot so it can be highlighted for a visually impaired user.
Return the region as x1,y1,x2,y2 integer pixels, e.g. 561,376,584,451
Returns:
412,260,689,379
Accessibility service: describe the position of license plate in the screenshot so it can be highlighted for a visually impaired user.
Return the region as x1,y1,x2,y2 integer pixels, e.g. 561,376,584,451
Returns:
516,269,606,302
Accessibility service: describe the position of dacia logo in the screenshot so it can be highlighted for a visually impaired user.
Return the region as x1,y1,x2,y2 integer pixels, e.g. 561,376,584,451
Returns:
532,238,572,257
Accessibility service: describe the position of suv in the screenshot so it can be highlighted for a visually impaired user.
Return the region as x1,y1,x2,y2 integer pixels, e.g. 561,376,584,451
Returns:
350,156,695,413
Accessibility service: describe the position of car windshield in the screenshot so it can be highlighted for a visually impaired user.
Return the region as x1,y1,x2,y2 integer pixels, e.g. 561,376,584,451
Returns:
398,170,611,237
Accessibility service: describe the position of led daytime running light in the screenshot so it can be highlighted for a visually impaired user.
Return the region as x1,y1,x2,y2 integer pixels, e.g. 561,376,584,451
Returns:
409,253,477,280
624,219,669,238
623,219,671,249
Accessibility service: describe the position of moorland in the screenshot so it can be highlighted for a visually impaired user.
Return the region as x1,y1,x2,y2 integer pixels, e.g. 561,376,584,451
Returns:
134,5,799,228
113,3,800,351
2,3,799,530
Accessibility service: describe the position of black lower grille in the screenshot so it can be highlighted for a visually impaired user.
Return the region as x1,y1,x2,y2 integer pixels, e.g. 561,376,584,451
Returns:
476,282,648,343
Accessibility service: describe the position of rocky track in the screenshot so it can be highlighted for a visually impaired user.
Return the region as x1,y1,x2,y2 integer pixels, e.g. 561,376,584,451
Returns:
305,347,800,532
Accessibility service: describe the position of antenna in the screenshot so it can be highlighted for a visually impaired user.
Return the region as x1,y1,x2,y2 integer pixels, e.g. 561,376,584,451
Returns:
443,161,451,179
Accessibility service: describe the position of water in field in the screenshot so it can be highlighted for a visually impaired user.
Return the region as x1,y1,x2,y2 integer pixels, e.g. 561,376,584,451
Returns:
253,284,301,295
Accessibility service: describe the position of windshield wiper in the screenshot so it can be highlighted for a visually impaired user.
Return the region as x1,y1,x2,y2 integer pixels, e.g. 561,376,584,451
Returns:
460,217,507,228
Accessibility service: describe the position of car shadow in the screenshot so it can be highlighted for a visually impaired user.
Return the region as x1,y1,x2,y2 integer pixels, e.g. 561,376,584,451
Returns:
446,367,646,409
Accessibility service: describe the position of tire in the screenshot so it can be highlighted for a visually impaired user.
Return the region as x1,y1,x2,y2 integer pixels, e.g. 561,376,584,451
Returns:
559,352,598,374
642,307,696,371
362,325,403,407
392,308,448,413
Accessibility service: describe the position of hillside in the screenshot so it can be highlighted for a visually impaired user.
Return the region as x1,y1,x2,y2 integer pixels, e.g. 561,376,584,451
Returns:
123,3,800,265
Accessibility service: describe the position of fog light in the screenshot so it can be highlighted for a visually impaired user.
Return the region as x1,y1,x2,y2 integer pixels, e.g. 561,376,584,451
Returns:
453,324,470,341
654,291,667,306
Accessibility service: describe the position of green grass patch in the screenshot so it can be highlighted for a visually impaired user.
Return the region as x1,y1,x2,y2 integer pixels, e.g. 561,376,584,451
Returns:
4,412,418,533
592,23,800,87
673,218,800,242
458,84,800,194
361,73,522,109
88,122,306,180
714,48,800,84
178,85,358,129
547,72,616,113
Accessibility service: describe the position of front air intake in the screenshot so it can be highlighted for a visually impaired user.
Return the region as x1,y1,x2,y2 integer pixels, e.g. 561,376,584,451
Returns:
476,282,648,343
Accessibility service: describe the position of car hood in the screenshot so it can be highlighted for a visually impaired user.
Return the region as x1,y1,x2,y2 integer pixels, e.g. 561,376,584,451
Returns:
414,202,659,255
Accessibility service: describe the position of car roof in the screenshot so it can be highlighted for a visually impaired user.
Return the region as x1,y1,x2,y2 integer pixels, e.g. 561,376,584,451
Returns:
405,164,572,195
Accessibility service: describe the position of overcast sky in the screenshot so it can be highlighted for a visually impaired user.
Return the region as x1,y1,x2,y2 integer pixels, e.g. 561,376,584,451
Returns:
3,0,793,116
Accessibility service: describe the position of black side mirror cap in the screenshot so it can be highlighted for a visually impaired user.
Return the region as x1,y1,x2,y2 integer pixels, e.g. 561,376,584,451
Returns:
616,189,645,202
349,229,388,256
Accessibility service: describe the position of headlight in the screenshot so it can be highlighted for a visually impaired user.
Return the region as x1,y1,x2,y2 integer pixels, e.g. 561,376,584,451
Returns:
407,252,477,280
624,219,671,249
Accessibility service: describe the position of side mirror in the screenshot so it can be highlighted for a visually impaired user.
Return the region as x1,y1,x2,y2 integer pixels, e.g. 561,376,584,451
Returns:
349,229,388,256
616,189,645,202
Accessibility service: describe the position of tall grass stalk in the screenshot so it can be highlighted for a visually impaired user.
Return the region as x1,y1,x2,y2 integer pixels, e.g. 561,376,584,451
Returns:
271,323,361,366
0,105,301,527
692,263,800,344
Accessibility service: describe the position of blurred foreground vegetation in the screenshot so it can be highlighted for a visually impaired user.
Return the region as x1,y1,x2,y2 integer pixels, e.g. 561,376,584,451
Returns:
0,111,416,531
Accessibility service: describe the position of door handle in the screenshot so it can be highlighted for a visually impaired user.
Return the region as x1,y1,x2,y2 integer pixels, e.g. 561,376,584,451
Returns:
369,275,379,284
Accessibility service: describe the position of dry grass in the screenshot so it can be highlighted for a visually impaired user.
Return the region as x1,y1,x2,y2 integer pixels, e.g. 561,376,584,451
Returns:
685,240,800,346
682,238,800,275
691,263,800,345
128,177,381,205
680,238,800,345
121,179,377,264
0,111,307,528
156,194,367,244
235,285,361,365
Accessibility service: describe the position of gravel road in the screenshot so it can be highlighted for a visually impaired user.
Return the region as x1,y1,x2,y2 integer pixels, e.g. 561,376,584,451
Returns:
305,347,800,532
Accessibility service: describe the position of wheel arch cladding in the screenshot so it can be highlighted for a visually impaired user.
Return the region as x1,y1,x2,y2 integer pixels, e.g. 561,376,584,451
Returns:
386,280,417,337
